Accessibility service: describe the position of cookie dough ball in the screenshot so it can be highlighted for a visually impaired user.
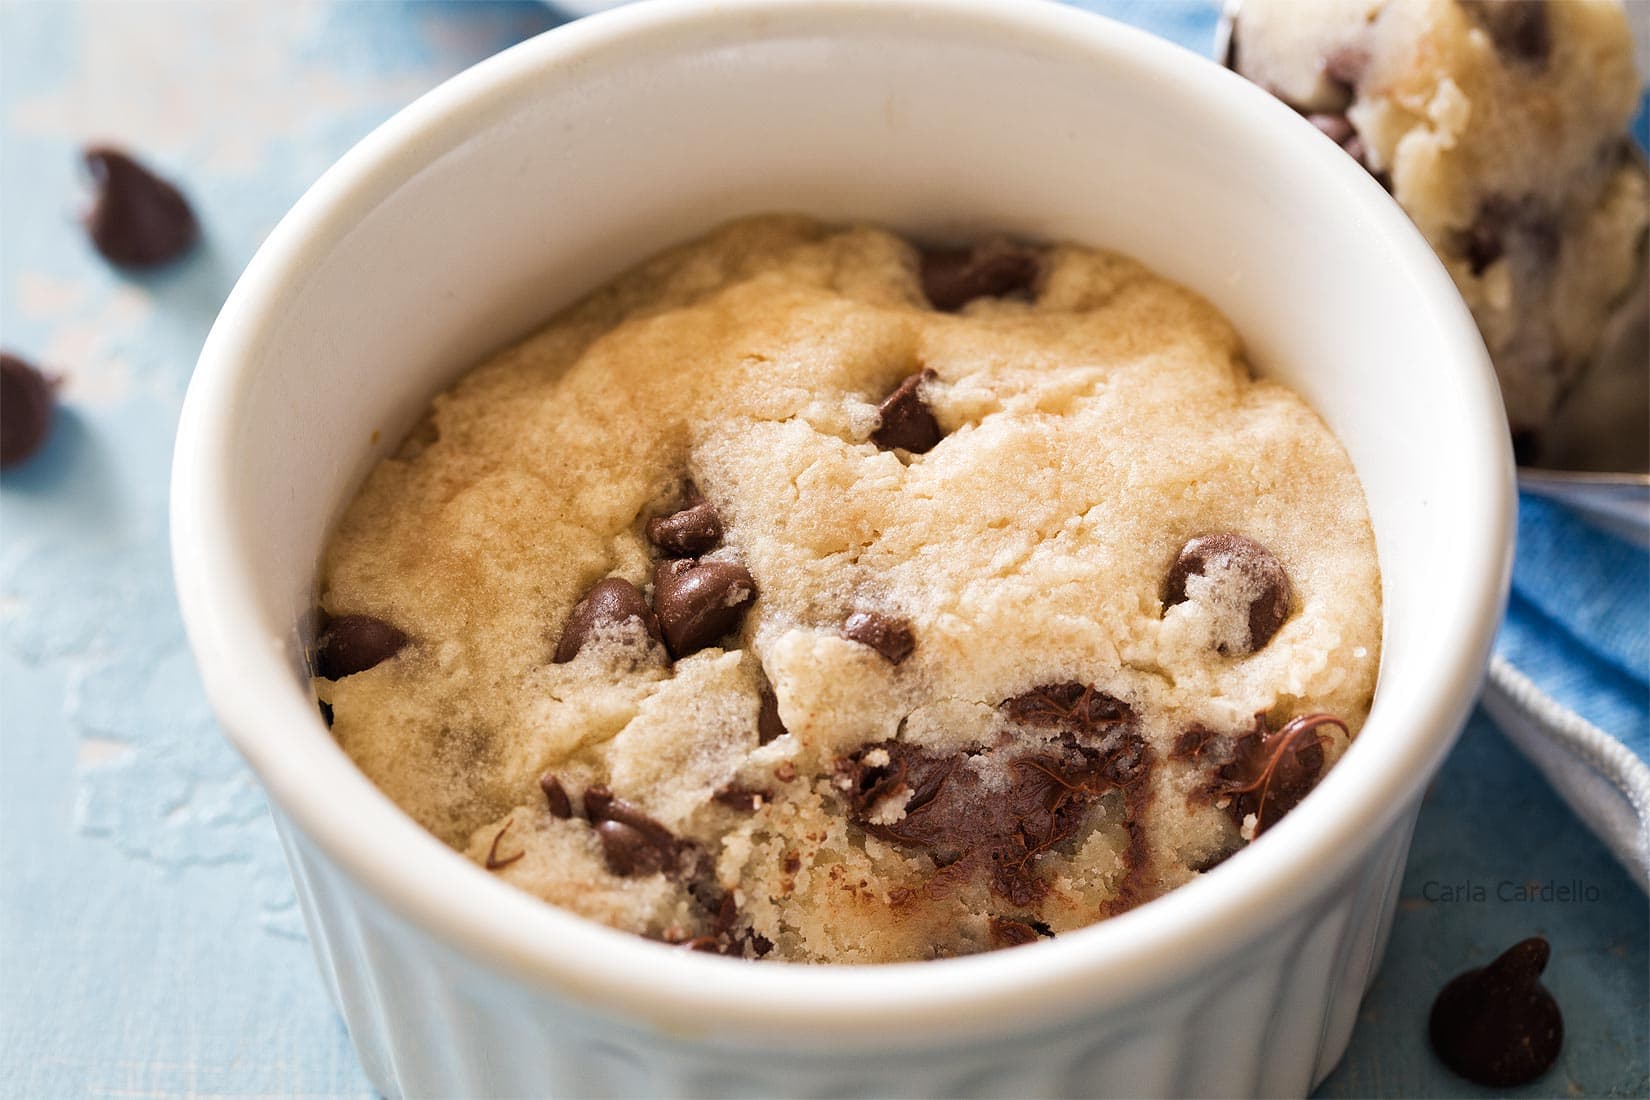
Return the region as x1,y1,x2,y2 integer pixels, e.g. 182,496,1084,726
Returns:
1231,0,1649,447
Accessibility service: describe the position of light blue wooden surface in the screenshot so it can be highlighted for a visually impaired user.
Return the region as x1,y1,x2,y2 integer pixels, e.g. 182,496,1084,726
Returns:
0,3,1643,1097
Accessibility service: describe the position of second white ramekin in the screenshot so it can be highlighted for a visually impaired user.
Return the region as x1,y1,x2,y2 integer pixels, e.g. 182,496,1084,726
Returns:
171,1,1514,1095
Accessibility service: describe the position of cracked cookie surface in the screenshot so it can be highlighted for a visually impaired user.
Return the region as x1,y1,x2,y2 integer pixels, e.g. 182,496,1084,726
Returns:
314,216,1381,963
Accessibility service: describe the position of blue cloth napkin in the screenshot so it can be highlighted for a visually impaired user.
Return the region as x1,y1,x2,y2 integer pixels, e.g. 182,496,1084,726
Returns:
1485,498,1650,883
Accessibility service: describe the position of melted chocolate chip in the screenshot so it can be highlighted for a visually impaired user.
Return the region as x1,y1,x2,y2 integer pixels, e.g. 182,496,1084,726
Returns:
1174,713,1344,835
870,370,943,454
988,916,1055,948
484,820,525,870
594,820,667,876
841,730,1149,905
652,559,756,657
584,786,681,877
1431,937,1563,1087
539,773,573,819
647,498,723,557
1,353,56,469
1162,534,1293,655
1461,0,1550,66
757,686,787,744
314,615,409,679
82,147,198,268
1001,682,1132,739
842,610,915,664
919,240,1041,311
554,577,662,663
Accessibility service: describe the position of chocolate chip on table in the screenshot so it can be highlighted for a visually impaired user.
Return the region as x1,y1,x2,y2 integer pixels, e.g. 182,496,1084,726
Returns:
539,773,573,819
652,559,756,657
1,352,57,470
553,576,662,663
1460,0,1551,66
757,686,787,744
870,369,943,454
919,239,1041,311
81,146,199,268
314,614,409,679
1430,937,1563,1087
1162,533,1293,655
646,498,723,557
1172,712,1345,836
842,610,915,664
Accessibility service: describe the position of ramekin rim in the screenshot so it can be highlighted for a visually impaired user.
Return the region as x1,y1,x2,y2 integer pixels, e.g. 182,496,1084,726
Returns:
170,0,1514,1040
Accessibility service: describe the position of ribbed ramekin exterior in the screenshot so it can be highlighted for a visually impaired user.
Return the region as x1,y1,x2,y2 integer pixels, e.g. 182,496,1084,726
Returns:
271,801,1417,1100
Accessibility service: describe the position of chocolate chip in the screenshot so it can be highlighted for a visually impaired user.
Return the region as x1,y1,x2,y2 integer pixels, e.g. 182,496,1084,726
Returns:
1431,937,1563,1087
317,700,334,728
1461,0,1550,66
315,615,409,679
757,686,787,744
1001,682,1132,739
990,918,1036,947
647,498,723,557
539,773,572,819
1174,712,1344,835
1307,113,1355,145
842,731,1149,905
842,610,915,664
554,577,662,663
81,147,198,268
870,370,943,453
1162,534,1293,655
584,786,681,877
919,240,1041,311
652,559,756,657
594,820,666,876
1,353,57,470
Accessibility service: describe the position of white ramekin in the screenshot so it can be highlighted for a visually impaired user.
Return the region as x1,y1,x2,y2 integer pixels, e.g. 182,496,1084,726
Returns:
170,1,1514,1096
